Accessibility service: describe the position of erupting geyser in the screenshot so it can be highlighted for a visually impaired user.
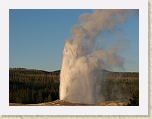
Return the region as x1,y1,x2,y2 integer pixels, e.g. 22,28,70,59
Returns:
60,9,138,104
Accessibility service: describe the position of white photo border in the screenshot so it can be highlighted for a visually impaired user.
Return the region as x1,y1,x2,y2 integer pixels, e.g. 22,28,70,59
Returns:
0,0,148,115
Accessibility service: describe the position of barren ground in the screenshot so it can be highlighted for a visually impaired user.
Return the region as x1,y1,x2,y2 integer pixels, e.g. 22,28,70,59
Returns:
9,100,128,106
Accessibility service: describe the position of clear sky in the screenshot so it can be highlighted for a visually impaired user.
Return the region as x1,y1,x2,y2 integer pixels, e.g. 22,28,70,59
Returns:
9,9,139,72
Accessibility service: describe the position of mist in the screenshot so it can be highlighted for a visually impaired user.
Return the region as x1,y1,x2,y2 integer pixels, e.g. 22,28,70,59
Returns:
59,9,138,104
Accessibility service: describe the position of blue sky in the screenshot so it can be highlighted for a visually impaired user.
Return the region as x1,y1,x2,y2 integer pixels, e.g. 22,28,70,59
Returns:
9,9,139,72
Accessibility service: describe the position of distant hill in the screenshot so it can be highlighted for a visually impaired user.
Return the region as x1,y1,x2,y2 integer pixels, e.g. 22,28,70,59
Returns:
9,68,139,105
9,68,60,104
10,68,60,76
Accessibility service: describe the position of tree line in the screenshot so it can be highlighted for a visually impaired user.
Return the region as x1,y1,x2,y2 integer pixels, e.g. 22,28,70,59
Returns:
9,68,60,104
9,68,139,105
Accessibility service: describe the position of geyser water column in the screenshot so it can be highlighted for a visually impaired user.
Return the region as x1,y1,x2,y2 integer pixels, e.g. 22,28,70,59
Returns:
59,9,138,104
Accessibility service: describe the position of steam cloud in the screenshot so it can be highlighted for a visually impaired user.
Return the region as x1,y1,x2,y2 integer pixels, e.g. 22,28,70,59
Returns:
60,9,138,104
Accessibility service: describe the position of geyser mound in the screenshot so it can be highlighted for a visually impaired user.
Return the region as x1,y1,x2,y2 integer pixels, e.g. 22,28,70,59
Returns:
59,9,138,104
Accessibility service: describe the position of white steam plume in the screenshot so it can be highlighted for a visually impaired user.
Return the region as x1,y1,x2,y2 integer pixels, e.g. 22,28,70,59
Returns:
60,9,138,104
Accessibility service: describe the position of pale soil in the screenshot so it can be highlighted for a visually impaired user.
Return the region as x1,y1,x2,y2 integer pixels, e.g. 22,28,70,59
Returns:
9,100,128,106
